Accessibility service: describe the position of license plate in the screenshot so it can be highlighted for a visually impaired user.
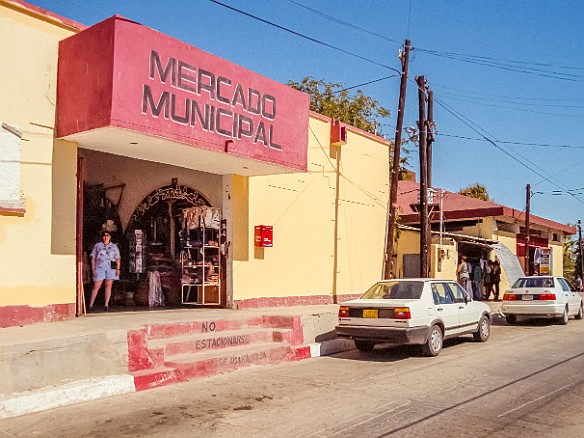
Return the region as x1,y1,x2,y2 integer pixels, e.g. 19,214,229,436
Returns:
522,295,533,301
363,309,378,318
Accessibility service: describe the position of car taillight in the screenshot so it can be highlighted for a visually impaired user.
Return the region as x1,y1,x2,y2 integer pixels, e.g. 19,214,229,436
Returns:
503,293,517,301
537,293,556,300
338,306,349,317
394,307,411,319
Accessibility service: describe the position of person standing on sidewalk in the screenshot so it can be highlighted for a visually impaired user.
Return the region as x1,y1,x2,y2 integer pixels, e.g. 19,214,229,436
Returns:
472,260,484,301
491,260,502,301
575,275,583,292
457,256,472,297
89,230,121,311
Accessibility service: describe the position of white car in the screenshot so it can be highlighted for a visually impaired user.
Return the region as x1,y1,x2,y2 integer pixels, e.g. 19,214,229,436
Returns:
501,276,583,325
335,279,491,357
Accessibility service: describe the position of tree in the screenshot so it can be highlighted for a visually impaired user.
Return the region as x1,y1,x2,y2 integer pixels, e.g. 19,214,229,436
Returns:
458,183,491,201
288,77,390,136
563,235,577,280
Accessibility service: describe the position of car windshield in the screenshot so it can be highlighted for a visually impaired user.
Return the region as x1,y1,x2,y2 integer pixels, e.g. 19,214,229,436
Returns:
359,281,424,300
511,277,554,288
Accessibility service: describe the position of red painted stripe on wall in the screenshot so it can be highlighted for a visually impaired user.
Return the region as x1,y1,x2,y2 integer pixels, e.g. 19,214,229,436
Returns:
0,304,76,328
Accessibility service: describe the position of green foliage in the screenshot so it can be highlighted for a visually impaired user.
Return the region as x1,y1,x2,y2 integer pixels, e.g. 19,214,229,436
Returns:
458,183,491,201
563,236,576,279
288,77,390,136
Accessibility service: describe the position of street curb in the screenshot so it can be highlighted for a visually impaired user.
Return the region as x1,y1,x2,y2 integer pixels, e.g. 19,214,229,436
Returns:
0,375,135,420
310,338,355,357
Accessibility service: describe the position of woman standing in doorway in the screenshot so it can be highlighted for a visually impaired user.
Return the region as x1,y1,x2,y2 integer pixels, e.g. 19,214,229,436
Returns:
89,230,121,311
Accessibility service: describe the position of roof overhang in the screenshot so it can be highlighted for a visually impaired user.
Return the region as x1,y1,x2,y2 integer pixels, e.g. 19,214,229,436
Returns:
56,16,310,176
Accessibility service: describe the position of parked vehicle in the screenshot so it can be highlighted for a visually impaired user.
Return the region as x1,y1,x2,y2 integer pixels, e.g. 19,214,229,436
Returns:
501,276,583,325
335,279,491,357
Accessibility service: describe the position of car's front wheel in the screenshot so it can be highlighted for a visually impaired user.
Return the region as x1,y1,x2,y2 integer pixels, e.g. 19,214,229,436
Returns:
421,325,443,357
576,303,583,320
354,340,375,352
558,306,569,325
473,315,490,342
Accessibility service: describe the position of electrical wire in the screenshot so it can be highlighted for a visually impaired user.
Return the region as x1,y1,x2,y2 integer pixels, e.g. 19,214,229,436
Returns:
434,94,584,118
437,133,584,150
282,1,584,82
285,0,402,46
207,0,401,73
429,90,584,206
415,48,584,82
335,75,399,93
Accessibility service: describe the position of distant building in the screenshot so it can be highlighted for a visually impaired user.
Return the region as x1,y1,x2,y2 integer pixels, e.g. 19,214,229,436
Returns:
394,175,575,290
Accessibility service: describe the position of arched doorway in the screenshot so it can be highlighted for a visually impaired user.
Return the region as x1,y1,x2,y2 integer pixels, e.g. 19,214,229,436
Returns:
122,184,212,308
126,184,211,262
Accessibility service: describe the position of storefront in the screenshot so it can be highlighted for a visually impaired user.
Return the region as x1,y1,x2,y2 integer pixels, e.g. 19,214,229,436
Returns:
0,1,392,328
56,15,310,312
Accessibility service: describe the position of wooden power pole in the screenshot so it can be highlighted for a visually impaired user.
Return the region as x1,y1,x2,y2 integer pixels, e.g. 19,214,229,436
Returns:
426,89,434,188
524,184,531,275
384,39,410,279
417,76,429,278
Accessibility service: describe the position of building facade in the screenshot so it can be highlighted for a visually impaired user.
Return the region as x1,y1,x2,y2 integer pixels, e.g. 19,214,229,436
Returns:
0,1,390,328
394,177,575,292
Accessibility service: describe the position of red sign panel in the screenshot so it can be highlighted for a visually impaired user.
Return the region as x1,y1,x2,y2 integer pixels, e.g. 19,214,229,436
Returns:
57,16,309,171
254,225,273,247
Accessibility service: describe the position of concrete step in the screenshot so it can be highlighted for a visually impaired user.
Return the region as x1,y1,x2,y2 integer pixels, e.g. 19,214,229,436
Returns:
131,342,296,391
165,342,292,381
142,315,299,340
147,327,294,357
131,366,180,392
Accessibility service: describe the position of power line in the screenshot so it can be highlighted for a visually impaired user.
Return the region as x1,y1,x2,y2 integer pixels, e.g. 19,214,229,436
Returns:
429,90,584,206
282,1,584,82
336,75,399,93
437,133,584,149
415,48,584,82
285,0,402,46
207,0,401,74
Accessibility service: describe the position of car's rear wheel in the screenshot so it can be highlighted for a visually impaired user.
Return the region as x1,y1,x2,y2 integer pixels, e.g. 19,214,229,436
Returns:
421,325,442,357
354,340,375,352
576,303,583,320
473,315,490,342
558,306,569,325
505,314,517,325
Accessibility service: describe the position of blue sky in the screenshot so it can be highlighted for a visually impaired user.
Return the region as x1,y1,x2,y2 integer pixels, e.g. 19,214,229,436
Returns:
33,0,584,226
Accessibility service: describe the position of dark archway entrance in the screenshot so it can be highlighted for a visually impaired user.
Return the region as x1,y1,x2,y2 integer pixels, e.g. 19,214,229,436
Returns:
122,184,212,308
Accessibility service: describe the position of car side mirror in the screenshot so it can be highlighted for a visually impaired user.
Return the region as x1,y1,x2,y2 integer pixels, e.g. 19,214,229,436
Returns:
464,295,470,304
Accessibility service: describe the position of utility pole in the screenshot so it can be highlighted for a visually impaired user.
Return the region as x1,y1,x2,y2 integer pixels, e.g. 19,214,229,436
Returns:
417,75,429,278
578,220,583,279
384,39,410,280
426,89,434,187
524,184,531,276
426,88,434,276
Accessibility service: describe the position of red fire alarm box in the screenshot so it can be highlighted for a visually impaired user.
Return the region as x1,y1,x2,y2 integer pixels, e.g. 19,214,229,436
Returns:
254,225,273,247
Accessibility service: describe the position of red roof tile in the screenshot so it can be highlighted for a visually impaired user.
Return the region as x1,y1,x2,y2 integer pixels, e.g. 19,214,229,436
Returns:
397,179,575,234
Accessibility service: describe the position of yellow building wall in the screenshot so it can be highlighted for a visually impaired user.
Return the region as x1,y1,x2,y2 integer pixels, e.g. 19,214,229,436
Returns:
0,4,78,305
232,117,389,300
550,242,563,277
394,229,418,278
431,241,458,280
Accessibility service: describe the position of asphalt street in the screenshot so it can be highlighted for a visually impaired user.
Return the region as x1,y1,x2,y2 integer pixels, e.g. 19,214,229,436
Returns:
2,313,584,437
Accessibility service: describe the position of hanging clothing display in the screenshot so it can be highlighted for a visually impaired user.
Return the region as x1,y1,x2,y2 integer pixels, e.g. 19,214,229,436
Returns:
148,270,165,308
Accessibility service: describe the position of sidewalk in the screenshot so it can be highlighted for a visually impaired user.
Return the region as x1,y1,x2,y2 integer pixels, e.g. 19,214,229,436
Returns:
0,301,503,419
0,304,347,420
